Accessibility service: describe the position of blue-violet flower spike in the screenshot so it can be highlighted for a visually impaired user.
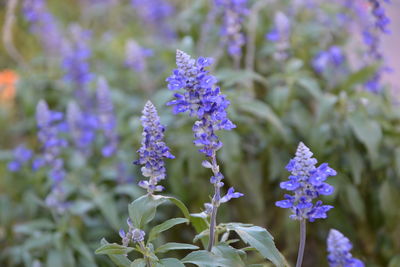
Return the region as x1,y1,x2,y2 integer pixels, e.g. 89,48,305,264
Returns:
276,142,336,222
134,101,174,193
327,229,365,267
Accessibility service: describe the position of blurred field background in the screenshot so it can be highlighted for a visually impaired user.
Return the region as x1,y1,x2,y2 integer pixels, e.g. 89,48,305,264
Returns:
0,0,400,266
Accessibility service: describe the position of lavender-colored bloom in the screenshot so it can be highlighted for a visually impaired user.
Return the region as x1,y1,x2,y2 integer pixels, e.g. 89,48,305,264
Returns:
134,101,174,193
215,0,248,56
131,0,175,38
62,24,93,105
119,218,145,246
167,50,242,211
124,39,153,72
327,229,365,267
22,0,64,55
67,101,98,156
266,12,291,43
276,142,336,222
8,145,33,172
313,46,345,73
96,77,118,157
266,11,291,61
36,100,68,211
166,50,236,156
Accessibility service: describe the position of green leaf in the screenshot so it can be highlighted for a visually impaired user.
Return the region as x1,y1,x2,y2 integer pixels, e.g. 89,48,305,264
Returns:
190,213,209,248
155,242,199,254
158,195,191,220
237,99,288,139
95,239,134,255
297,77,322,98
130,259,147,267
225,223,287,267
181,250,231,267
69,229,95,263
99,239,132,267
389,255,400,267
212,244,245,267
348,112,382,161
156,258,185,267
337,65,377,91
147,218,188,243
93,191,120,230
345,184,366,222
128,194,167,229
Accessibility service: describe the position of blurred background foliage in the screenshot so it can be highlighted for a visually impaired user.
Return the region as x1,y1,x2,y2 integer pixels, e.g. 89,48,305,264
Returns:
0,0,399,266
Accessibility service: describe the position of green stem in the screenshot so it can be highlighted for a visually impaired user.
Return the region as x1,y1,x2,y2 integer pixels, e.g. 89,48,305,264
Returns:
295,219,307,267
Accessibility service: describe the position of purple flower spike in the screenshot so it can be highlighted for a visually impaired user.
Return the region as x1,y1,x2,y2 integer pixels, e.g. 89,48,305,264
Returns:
96,77,118,157
214,0,248,56
327,229,365,267
166,50,236,157
276,142,336,222
125,39,153,72
36,100,68,212
134,101,174,194
8,145,33,172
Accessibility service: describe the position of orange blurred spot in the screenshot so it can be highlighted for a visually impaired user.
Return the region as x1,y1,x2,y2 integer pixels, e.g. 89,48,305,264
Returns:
0,69,18,104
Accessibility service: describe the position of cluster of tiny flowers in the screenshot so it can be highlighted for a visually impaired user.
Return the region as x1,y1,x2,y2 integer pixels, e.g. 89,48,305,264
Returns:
166,50,236,157
22,0,64,55
266,11,291,61
119,218,145,246
8,145,33,172
62,24,93,104
276,142,336,222
134,101,174,194
327,229,365,267
362,0,391,92
66,101,98,156
312,46,345,73
130,0,175,38
124,39,153,72
96,77,118,157
167,50,242,210
35,100,68,212
214,0,248,56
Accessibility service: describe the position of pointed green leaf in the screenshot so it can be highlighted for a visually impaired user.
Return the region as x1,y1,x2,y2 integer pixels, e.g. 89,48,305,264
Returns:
128,194,167,229
212,244,246,267
99,239,132,267
156,258,185,267
130,259,146,267
181,250,231,267
95,243,134,255
148,218,188,243
159,195,190,220
225,224,287,267
155,242,199,254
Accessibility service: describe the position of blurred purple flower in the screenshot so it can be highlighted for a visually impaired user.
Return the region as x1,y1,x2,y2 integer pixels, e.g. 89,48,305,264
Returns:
22,0,65,55
124,39,153,72
215,0,248,56
312,46,345,73
8,145,33,172
327,229,365,267
96,77,118,157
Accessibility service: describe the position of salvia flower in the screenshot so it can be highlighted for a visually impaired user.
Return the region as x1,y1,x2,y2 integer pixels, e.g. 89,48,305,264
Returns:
96,77,118,157
62,24,93,105
276,142,336,222
327,229,365,267
266,11,291,61
166,50,236,157
167,50,242,216
124,39,153,72
119,218,146,246
214,0,248,56
312,46,345,73
67,101,98,156
35,100,68,211
134,101,174,193
8,144,33,172
22,0,64,55
131,0,175,38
